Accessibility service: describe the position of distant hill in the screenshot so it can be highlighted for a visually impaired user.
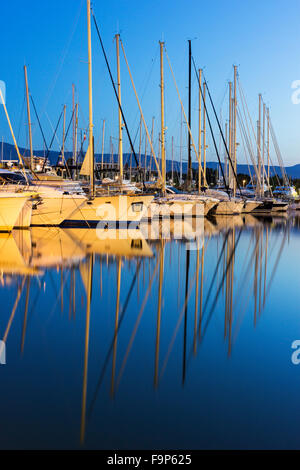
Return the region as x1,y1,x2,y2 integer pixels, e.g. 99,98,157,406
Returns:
1,141,300,178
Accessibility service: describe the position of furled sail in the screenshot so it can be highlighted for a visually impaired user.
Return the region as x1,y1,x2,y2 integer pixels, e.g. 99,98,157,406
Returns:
80,145,93,176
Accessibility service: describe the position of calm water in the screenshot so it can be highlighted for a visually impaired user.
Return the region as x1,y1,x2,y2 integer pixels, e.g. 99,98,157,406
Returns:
1,214,300,449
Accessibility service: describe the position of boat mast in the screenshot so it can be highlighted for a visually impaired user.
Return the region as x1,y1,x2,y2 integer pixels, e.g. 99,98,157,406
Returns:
74,103,78,166
198,68,202,193
87,0,94,196
61,104,66,166
101,119,105,170
150,117,154,180
139,116,142,170
187,39,192,190
203,82,207,186
144,126,148,179
171,136,174,183
257,94,262,197
72,83,75,162
115,34,123,183
233,65,237,197
159,41,166,192
224,121,228,185
228,81,232,190
262,101,265,187
180,108,183,185
267,107,270,185
24,65,34,171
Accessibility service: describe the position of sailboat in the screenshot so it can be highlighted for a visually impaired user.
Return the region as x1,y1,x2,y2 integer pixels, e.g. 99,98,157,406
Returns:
64,1,153,227
0,68,88,227
0,193,35,232
147,41,204,220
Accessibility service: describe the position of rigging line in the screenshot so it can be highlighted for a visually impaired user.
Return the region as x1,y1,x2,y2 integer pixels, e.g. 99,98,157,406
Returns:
45,111,64,153
30,95,49,153
237,78,273,194
269,118,289,185
120,38,162,179
129,44,159,133
87,260,142,420
55,109,75,176
45,107,64,159
198,62,241,196
200,227,243,343
237,107,257,184
264,225,288,299
40,0,84,117
159,269,197,382
193,76,229,192
17,94,26,144
91,9,144,185
197,230,230,331
164,46,207,185
115,257,160,390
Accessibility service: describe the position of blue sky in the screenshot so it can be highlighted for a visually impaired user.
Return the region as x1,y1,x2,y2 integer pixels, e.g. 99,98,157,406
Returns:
0,0,300,165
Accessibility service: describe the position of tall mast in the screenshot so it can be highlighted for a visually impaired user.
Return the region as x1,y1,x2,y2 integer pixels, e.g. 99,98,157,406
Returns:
203,82,207,186
159,41,166,192
233,66,237,197
138,116,142,169
257,93,262,197
144,126,148,178
87,0,94,196
61,104,66,165
24,65,33,170
72,83,75,161
262,101,265,186
74,103,78,166
149,116,154,179
187,39,192,190
267,107,270,185
115,34,123,183
228,81,232,190
198,68,202,193
180,107,183,184
225,121,228,185
101,119,105,170
171,136,174,183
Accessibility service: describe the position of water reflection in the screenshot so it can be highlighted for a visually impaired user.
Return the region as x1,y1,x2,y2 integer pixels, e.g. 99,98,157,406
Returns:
0,214,298,449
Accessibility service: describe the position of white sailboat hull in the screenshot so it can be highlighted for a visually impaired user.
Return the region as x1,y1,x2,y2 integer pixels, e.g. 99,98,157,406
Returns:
147,198,204,219
65,194,154,226
0,193,30,231
31,194,86,226
213,200,244,215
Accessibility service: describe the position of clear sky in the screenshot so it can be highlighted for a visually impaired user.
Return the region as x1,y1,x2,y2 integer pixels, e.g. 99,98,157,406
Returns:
1,0,300,166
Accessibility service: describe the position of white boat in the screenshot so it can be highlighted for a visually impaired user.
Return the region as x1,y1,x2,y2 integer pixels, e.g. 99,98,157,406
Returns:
205,189,244,215
0,192,33,231
164,186,218,215
0,169,87,226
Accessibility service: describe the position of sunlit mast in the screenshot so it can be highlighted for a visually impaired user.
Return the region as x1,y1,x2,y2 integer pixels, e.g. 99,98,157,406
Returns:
115,34,123,183
198,68,202,193
233,65,237,198
159,41,166,192
24,65,34,171
87,0,95,196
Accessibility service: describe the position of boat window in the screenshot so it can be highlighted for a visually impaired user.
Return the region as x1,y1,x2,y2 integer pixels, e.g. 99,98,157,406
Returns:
0,172,27,184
